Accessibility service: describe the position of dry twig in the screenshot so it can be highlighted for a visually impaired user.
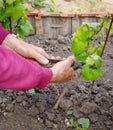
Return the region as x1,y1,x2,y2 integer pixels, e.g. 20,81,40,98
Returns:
53,72,81,109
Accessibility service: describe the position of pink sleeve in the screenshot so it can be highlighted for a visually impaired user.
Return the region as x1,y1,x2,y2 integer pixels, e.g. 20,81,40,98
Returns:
0,46,53,90
0,23,10,45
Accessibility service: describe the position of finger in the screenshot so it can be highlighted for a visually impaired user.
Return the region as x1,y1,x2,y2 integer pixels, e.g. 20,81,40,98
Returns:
38,49,49,58
32,45,49,58
56,56,62,60
62,57,66,60
63,56,75,67
29,45,50,64
59,68,75,82
66,68,75,81
50,56,55,59
34,52,49,65
70,68,75,78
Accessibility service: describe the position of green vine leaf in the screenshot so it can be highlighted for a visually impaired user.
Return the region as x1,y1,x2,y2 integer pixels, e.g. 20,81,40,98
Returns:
5,0,16,5
71,37,89,61
11,4,25,21
71,22,103,62
82,64,102,81
82,55,102,81
104,21,113,32
83,22,102,34
0,0,33,38
71,17,108,81
88,45,95,54
51,0,55,4
17,19,33,38
1,20,10,29
95,42,104,55
32,0,47,7
86,54,102,68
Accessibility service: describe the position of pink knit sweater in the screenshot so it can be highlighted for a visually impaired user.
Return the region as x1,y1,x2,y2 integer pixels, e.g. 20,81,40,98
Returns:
0,23,53,90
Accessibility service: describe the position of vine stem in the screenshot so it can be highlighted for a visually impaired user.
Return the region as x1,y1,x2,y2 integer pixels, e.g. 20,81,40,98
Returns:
101,15,113,57
3,0,12,33
89,15,113,95
9,17,12,33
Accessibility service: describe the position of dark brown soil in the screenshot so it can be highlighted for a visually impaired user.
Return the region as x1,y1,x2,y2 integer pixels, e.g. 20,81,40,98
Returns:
0,34,113,130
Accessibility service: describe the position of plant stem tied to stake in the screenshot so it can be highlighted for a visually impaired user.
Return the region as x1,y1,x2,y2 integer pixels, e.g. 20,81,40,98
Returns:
101,15,113,57
89,15,113,95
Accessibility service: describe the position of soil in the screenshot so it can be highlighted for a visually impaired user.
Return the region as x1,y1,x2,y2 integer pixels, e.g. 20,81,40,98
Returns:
0,34,113,130
25,0,113,13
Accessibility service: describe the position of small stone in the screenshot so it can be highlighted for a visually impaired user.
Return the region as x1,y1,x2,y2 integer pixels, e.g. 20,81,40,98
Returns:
95,93,102,103
22,101,27,106
3,112,8,117
57,35,66,44
7,90,13,96
18,91,25,95
45,120,53,128
27,106,39,117
53,124,58,129
59,99,73,109
45,112,55,121
93,85,99,94
1,103,5,107
2,97,7,103
78,85,86,92
0,97,3,104
109,91,113,96
88,113,98,123
0,91,4,94
63,46,67,51
80,102,98,114
16,96,24,103
100,109,108,115
36,103,46,113
69,89,76,95
109,106,113,116
73,109,83,119
45,40,50,45
6,104,14,112
12,100,16,104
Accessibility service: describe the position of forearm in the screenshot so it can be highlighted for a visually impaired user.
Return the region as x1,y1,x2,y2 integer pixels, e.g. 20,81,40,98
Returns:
0,23,10,44
2,34,27,56
0,46,53,90
0,23,25,53
0,23,33,60
2,33,49,65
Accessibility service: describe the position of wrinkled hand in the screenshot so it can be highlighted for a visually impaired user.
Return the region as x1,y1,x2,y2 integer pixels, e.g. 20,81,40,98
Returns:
2,34,49,65
50,56,75,82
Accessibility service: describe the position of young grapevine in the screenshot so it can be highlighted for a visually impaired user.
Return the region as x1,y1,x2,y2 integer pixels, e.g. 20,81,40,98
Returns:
54,15,113,109
71,15,112,81
0,0,33,38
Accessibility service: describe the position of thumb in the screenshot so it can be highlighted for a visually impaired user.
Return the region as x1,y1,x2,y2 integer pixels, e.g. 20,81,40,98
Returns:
65,56,75,67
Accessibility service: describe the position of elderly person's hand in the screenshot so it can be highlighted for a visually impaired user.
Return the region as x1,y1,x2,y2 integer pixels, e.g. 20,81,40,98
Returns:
50,56,75,82
2,34,75,82
2,34,49,65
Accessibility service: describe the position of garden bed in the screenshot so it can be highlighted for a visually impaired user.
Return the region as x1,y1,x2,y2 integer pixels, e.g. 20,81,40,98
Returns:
25,0,113,39
25,0,113,13
28,11,113,39
0,34,113,130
